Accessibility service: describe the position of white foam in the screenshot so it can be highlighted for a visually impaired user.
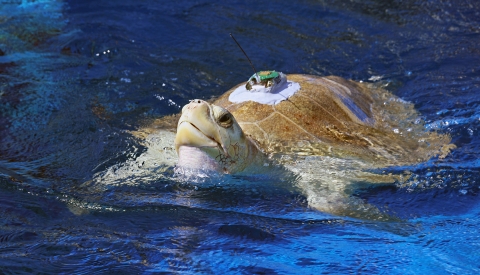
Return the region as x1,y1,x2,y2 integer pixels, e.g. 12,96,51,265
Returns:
228,81,301,105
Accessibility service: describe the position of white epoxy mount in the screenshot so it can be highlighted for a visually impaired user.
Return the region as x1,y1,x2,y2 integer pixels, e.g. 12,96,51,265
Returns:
228,72,301,105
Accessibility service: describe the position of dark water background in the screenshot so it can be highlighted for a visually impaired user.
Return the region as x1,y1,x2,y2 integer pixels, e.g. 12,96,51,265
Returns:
1,0,479,273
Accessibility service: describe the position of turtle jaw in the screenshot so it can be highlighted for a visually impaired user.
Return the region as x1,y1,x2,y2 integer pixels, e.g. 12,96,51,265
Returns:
175,121,220,152
175,119,226,172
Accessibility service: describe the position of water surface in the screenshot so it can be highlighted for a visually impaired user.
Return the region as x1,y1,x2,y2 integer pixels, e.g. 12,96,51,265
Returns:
0,0,479,273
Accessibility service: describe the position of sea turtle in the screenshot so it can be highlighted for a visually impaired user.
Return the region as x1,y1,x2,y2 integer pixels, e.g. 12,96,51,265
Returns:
174,74,452,172
100,73,454,219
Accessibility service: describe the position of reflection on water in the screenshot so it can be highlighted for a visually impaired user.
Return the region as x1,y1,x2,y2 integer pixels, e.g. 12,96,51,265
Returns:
0,0,479,273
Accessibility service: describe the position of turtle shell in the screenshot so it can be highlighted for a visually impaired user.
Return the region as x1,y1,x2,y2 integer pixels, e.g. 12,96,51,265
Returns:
213,74,452,164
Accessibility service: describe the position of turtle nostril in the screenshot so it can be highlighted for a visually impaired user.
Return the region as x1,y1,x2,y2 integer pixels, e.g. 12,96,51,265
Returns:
191,99,202,104
189,99,203,104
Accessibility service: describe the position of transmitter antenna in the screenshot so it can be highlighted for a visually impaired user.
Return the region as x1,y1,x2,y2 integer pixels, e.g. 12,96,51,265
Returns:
230,33,259,80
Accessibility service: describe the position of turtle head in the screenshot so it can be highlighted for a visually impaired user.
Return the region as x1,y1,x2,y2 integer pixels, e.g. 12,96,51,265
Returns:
174,99,253,174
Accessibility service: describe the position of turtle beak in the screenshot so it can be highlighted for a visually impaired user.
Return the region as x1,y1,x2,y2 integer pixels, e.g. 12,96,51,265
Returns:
175,121,218,152
174,100,228,155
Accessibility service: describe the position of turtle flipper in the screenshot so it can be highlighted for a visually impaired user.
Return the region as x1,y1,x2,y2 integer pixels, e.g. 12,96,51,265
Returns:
305,190,400,221
291,156,400,221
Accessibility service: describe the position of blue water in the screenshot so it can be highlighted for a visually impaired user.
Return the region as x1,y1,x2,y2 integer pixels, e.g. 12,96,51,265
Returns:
1,0,479,274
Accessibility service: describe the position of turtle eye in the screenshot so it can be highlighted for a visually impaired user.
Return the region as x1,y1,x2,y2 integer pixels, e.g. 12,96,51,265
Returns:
217,112,233,128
